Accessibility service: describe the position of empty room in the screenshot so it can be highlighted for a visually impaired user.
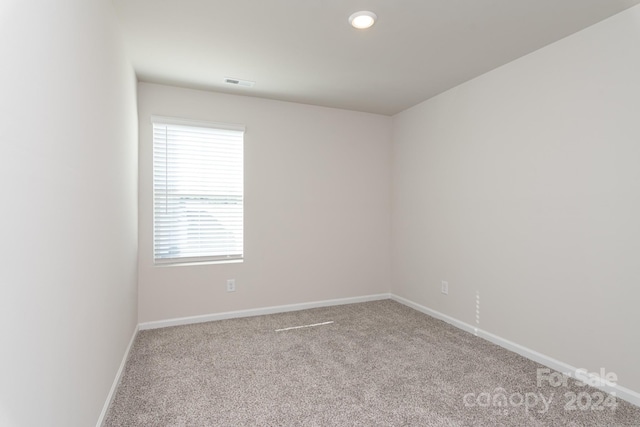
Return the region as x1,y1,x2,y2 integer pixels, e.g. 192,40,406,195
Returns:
1,0,640,426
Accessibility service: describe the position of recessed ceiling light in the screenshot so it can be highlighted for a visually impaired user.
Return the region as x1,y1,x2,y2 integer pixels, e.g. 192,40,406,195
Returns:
349,11,377,29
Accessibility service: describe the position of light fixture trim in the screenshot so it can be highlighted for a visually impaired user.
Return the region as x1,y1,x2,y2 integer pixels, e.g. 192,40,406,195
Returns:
349,11,377,29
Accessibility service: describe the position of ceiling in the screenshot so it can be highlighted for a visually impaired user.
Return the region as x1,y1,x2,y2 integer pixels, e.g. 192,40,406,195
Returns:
112,0,640,116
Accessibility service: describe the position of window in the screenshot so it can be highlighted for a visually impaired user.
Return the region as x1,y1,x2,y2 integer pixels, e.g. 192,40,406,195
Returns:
152,116,244,264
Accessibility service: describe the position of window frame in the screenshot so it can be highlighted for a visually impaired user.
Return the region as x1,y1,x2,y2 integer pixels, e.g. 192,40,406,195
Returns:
151,115,245,266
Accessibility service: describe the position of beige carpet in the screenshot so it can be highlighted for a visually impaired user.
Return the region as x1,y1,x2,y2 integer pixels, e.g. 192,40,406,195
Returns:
104,300,640,426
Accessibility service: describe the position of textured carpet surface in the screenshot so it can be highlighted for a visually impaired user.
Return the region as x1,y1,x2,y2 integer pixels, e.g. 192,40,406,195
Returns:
104,300,640,426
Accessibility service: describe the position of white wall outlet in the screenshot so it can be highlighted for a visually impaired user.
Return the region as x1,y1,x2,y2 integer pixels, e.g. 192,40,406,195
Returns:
441,280,449,295
226,279,236,292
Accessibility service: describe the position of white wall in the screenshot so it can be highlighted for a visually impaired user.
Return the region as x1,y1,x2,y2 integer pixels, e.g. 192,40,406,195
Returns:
392,6,640,394
138,83,391,323
0,1,138,426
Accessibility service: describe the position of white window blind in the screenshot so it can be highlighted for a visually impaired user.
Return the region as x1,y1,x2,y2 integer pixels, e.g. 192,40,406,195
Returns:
152,116,244,264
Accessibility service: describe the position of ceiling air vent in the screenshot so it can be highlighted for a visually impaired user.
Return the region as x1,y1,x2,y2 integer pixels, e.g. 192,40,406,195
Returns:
224,77,255,88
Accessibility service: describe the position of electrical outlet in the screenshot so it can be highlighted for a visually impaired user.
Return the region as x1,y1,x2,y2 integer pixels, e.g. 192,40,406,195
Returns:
226,279,236,292
441,280,449,295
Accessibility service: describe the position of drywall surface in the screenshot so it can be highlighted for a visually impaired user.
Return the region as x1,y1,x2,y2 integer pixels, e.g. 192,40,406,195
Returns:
0,1,138,426
138,83,392,323
392,6,640,393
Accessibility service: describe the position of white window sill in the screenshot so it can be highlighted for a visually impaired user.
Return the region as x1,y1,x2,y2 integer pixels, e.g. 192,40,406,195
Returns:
154,259,243,267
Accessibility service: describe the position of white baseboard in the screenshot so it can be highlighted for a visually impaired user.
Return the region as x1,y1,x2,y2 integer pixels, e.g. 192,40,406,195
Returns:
391,294,479,336
389,294,640,408
138,293,391,331
96,325,139,427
